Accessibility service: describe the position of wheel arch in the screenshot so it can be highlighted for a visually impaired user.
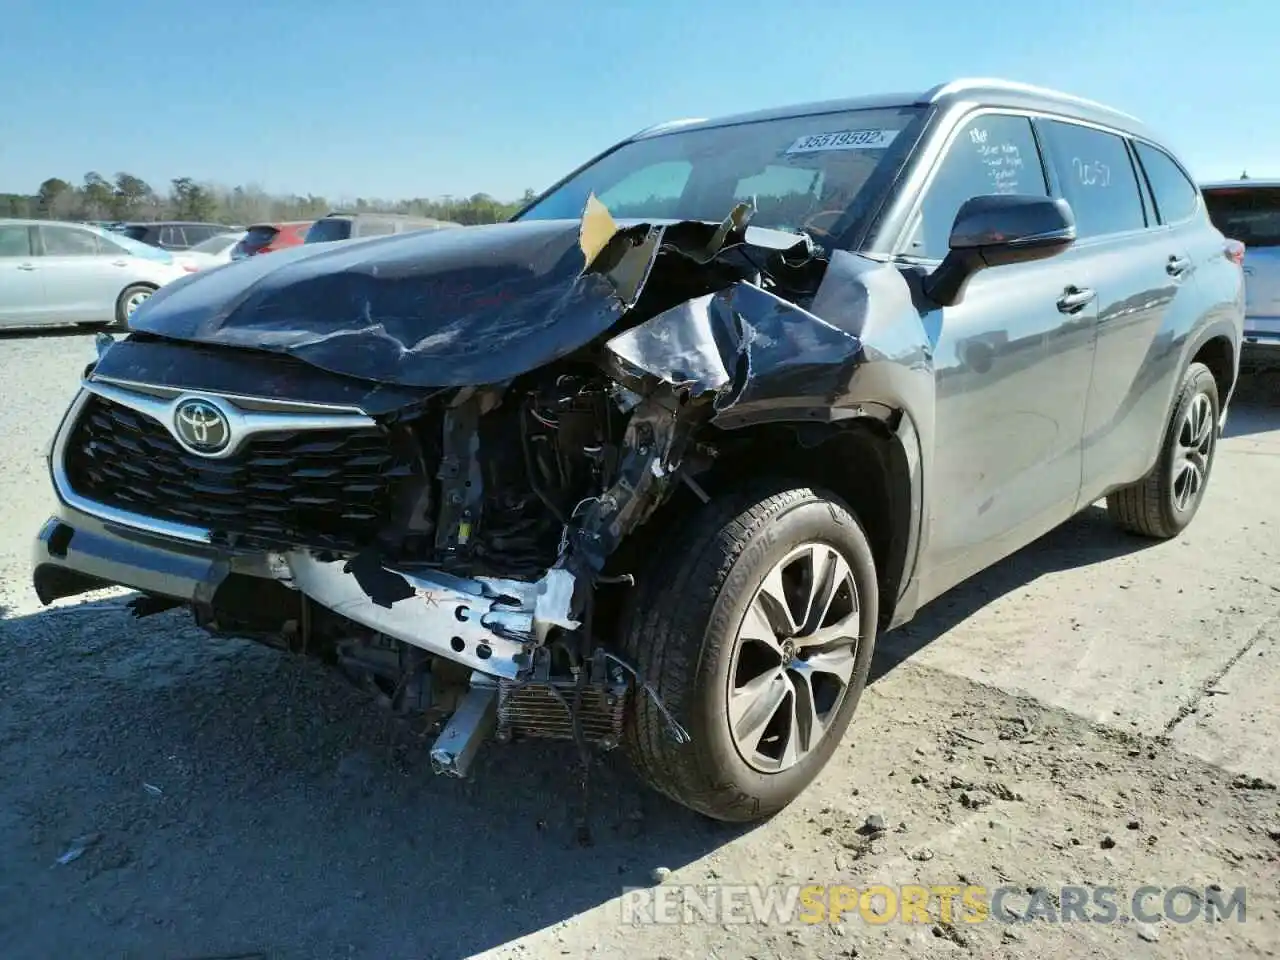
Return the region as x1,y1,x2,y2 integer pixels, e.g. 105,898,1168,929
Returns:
696,409,925,630
1187,330,1237,418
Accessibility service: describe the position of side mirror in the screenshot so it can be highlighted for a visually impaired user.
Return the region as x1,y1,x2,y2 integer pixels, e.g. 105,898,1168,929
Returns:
923,194,1076,307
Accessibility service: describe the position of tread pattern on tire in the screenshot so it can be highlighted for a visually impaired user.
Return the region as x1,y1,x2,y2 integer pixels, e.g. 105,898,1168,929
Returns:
1106,362,1217,539
617,479,863,821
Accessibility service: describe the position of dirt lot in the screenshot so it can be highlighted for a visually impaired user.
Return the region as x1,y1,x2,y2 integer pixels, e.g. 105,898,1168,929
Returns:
1,329,1278,960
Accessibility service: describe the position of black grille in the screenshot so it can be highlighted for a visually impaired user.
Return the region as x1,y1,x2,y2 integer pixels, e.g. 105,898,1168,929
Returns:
63,394,414,551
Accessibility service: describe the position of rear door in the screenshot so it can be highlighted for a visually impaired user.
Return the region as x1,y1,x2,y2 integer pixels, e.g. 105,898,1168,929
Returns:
34,224,121,323
0,224,44,326
1203,183,1280,343
1036,118,1200,501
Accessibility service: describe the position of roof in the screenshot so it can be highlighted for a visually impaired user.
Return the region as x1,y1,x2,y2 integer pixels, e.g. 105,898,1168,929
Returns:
1201,179,1280,190
122,220,228,227
0,217,102,227
633,77,1154,142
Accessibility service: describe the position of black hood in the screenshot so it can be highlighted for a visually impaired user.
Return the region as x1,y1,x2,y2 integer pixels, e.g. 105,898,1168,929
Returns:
128,219,629,388
127,203,826,390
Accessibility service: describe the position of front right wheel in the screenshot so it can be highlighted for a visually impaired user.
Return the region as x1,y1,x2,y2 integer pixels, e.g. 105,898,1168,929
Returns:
1107,360,1220,538
617,481,879,822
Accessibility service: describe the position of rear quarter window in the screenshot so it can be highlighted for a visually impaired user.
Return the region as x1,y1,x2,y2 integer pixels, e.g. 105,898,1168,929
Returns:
1133,142,1201,225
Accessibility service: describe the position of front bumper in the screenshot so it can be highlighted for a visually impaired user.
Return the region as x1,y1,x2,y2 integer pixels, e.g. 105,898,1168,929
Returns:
33,501,236,606
33,498,578,681
33,385,581,683
1242,318,1280,364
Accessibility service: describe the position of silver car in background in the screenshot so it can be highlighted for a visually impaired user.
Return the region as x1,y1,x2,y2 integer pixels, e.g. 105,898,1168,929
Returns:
0,218,193,329
1202,180,1280,364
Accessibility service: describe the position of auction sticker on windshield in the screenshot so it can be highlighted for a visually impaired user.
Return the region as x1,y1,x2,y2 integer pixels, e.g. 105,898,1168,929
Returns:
784,129,899,154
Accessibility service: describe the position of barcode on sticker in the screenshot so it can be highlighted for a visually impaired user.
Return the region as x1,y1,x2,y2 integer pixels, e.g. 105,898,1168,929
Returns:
784,129,899,154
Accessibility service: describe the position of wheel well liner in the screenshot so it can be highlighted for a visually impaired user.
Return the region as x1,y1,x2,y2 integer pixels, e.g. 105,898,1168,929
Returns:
1190,334,1235,404
701,418,914,628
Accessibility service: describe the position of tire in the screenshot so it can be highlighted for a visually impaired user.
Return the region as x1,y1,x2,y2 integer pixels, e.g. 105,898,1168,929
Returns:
1106,361,1220,538
115,284,156,327
617,480,879,822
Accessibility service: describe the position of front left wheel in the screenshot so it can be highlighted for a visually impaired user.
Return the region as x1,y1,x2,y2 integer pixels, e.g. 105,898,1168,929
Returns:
618,481,879,822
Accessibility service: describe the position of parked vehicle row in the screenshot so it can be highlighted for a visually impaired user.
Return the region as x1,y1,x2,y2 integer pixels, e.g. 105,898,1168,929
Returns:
0,218,194,328
0,208,472,328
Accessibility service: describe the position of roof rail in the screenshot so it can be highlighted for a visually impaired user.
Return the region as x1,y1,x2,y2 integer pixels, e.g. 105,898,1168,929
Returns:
921,77,1142,123
631,117,708,139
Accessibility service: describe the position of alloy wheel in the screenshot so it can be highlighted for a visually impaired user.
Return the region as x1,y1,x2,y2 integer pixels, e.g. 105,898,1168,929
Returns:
1172,391,1214,513
727,542,861,773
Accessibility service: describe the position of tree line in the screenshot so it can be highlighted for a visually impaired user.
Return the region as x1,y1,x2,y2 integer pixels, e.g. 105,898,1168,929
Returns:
0,173,539,226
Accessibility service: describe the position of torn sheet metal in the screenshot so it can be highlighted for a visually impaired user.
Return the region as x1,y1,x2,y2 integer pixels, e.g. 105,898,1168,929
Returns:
604,280,863,417
127,195,821,390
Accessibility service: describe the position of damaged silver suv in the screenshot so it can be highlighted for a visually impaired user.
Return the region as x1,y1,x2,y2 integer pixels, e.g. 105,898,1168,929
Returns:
33,78,1244,823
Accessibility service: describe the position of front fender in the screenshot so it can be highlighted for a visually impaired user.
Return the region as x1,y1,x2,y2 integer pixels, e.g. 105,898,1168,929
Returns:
604,250,937,624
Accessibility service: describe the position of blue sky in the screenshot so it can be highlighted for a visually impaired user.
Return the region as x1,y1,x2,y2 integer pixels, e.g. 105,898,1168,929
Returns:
2,0,1275,202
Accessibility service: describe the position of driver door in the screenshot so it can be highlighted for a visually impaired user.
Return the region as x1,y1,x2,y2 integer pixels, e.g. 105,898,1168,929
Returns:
904,112,1099,602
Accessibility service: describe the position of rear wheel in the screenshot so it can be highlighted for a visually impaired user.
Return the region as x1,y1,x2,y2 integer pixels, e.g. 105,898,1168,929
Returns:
618,481,878,822
115,284,156,326
1106,361,1219,538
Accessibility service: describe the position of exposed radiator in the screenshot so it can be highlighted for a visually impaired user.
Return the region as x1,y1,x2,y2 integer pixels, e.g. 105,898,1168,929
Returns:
495,651,628,748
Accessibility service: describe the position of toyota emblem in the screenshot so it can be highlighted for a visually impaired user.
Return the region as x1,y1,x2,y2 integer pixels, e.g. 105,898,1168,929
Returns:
173,398,231,455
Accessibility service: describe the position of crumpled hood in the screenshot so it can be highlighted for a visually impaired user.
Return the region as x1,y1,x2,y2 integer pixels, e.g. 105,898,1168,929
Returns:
128,218,628,388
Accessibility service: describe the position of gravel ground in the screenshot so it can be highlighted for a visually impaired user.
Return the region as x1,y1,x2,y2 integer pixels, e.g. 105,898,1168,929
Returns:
1,328,1278,960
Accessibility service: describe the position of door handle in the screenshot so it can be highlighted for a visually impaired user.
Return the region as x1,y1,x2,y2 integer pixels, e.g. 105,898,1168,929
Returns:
112,260,130,267
16,263,35,271
1057,286,1097,314
1166,255,1191,277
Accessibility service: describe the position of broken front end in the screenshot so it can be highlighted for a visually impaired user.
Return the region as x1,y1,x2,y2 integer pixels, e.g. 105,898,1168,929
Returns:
33,198,859,779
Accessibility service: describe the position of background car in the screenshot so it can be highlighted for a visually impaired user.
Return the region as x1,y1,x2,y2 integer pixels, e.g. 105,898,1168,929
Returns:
0,218,192,328
1202,179,1280,365
303,212,461,243
171,231,247,272
118,221,237,251
229,221,313,259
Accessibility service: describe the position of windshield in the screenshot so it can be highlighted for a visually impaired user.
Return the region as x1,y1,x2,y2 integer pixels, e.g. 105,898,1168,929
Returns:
191,232,243,254
88,225,172,261
1204,186,1280,248
304,218,353,243
120,225,150,242
240,226,279,251
516,106,923,240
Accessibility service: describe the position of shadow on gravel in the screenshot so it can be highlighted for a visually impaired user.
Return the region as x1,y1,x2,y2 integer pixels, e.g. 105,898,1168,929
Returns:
0,597,741,960
1224,368,1280,439
0,324,109,340
871,504,1155,682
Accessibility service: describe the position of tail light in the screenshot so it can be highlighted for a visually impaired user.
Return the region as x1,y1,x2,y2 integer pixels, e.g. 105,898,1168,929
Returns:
1225,239,1245,266
182,263,199,273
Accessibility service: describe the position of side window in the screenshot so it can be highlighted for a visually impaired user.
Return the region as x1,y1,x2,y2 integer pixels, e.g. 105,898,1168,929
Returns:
1038,120,1146,238
160,225,185,247
96,234,130,256
1133,142,1200,225
39,226,101,256
908,114,1048,260
597,161,692,219
0,225,32,257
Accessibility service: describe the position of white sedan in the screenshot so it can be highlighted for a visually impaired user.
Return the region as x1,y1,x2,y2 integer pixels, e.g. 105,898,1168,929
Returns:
0,219,194,328
171,231,248,272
